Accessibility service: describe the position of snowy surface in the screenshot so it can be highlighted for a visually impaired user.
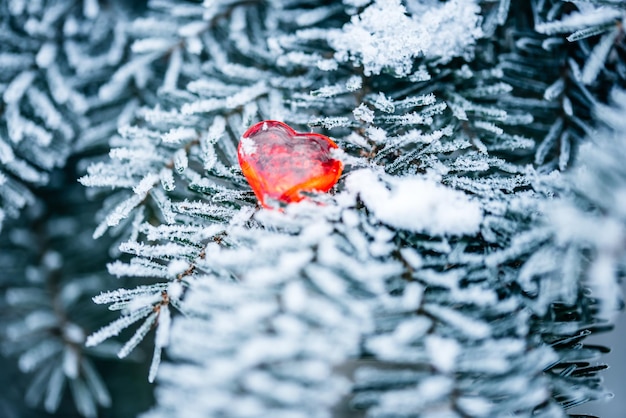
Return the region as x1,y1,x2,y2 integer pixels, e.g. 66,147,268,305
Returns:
346,170,482,235
330,0,483,76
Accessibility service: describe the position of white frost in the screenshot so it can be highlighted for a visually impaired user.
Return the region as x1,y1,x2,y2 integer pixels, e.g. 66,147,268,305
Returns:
409,0,483,63
239,136,257,156
167,259,189,277
353,103,375,123
535,7,622,35
425,335,460,373
330,0,428,77
329,0,483,76
346,170,482,236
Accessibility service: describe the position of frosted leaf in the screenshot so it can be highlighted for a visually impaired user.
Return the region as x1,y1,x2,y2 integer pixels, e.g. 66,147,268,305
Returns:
241,102,258,128
173,149,188,173
178,20,207,37
396,93,437,109
36,42,57,68
347,170,482,236
93,284,169,305
129,17,178,37
316,58,339,71
46,63,71,104
119,241,199,259
127,292,163,313
4,71,36,103
159,168,175,192
390,317,430,344
107,260,169,280
133,173,159,195
83,0,99,18
544,78,564,101
98,52,162,101
0,53,35,71
155,305,171,348
561,96,573,118
295,5,342,27
457,396,492,416
310,83,348,98
63,323,85,344
353,103,375,123
484,227,552,267
27,88,62,129
44,367,65,413
131,38,173,54
559,132,571,171
0,138,15,164
535,118,563,165
226,82,269,109
366,126,388,144
449,101,468,121
86,305,153,347
161,46,182,91
18,340,62,373
464,82,513,98
371,93,395,113
6,109,54,147
151,188,176,224
69,379,96,418
174,200,238,221
423,304,491,340
162,127,197,144
7,311,57,340
399,248,423,270
581,28,618,85
382,110,434,126
308,116,350,129
425,336,460,373
475,123,504,140
167,259,189,278
118,312,158,358
376,376,453,413
94,194,144,238
167,281,184,300
148,345,162,383
81,359,111,407
588,255,621,320
306,265,347,297
535,7,622,35
345,75,362,91
388,281,424,312
409,66,431,82
63,15,79,36
63,346,79,378
567,23,615,42
344,0,371,7
205,116,226,144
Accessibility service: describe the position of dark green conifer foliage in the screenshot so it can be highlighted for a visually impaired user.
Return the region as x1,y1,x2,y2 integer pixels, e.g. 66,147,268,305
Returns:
0,1,623,417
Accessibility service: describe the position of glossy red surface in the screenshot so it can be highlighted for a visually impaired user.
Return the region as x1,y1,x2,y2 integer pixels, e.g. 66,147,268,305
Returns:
238,120,343,208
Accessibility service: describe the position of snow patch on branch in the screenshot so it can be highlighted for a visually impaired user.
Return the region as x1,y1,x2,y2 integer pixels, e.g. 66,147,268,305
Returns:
329,0,483,76
346,170,482,236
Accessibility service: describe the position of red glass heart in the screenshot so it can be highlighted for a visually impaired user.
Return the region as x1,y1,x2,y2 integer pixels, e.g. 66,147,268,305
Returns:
238,120,343,208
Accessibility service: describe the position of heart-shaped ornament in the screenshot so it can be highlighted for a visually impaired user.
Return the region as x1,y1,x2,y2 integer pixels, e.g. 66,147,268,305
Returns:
238,120,343,208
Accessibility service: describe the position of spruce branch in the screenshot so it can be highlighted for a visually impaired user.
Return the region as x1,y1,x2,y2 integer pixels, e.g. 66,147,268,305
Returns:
65,1,625,417
0,0,136,231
